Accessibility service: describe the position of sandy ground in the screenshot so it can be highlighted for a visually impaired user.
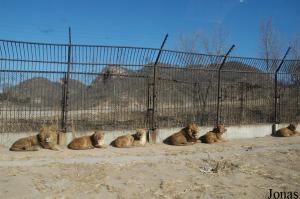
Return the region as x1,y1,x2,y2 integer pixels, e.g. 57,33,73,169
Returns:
0,136,300,199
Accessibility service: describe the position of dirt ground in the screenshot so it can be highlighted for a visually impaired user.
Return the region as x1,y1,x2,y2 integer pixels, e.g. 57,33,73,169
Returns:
0,136,300,199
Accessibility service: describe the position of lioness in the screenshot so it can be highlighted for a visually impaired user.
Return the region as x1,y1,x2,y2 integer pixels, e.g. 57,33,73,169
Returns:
132,129,147,147
10,126,59,151
200,124,227,144
164,122,200,146
111,129,147,148
68,131,106,150
273,124,299,137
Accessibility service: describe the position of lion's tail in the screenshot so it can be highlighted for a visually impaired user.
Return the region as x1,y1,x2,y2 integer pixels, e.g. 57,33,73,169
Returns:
9,147,39,151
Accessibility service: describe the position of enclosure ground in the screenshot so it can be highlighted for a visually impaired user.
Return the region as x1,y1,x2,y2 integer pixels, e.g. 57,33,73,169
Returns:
0,136,300,199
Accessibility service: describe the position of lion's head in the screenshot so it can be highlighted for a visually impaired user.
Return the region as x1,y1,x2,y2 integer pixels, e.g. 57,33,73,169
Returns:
93,131,105,145
214,124,227,134
135,129,147,140
288,124,296,131
38,126,58,144
187,122,200,139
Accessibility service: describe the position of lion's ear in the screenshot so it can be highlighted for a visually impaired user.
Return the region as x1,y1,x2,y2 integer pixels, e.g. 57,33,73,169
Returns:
99,132,105,137
39,127,45,133
49,126,57,132
289,124,296,131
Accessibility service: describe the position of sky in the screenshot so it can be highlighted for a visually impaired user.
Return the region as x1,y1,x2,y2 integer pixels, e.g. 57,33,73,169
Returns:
0,0,300,58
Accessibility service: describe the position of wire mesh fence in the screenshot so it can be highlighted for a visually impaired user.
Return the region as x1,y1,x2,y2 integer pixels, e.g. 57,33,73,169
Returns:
0,39,300,133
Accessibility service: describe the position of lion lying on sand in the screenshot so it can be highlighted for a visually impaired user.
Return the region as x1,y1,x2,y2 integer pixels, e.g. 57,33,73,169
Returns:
273,124,299,137
10,126,59,151
164,122,200,146
111,129,147,148
200,124,227,144
68,131,106,150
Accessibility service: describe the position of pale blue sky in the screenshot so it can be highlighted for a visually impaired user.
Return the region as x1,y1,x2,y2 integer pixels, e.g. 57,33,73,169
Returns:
0,0,299,57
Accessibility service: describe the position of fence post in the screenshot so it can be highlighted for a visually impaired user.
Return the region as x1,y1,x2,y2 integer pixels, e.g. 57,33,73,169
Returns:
239,82,245,123
61,73,67,131
193,82,197,119
273,47,291,133
61,27,72,135
146,78,151,127
216,45,235,124
149,34,168,134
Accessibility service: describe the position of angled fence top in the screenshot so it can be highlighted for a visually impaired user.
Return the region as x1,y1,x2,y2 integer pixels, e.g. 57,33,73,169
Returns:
1,39,300,74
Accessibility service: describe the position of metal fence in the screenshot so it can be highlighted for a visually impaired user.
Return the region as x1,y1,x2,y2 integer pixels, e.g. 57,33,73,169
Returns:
0,38,299,133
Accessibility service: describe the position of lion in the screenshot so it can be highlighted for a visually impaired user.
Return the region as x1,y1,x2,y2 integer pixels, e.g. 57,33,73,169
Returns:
111,129,147,148
200,124,227,144
272,124,299,137
10,126,59,151
132,129,147,147
163,122,200,146
68,130,106,150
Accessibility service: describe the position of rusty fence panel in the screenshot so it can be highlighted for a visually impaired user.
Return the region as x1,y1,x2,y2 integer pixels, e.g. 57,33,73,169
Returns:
66,44,160,131
153,49,223,127
0,40,68,132
0,39,300,133
218,56,279,125
277,60,300,123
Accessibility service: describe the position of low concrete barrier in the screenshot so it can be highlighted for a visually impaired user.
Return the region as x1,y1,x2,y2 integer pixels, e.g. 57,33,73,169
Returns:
154,124,272,143
0,123,299,147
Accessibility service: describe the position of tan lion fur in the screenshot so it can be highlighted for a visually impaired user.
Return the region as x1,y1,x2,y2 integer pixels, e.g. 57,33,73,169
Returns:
273,124,299,137
164,122,200,146
132,129,147,147
111,129,147,148
68,131,106,150
10,126,59,151
200,124,227,144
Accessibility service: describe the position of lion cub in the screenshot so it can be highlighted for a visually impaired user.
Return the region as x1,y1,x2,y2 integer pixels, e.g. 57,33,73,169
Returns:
111,129,147,148
164,122,200,146
200,124,227,144
68,131,106,150
10,126,59,151
273,124,299,137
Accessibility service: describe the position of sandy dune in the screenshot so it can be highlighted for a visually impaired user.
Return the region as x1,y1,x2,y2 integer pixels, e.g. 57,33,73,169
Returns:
0,136,300,199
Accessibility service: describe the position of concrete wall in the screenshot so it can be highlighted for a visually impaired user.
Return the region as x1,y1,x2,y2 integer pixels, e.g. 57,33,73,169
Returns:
154,124,273,143
1,123,299,147
0,129,135,148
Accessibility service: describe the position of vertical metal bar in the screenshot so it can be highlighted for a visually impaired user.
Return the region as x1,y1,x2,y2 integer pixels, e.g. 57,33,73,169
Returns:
274,47,291,124
62,27,72,133
61,73,67,130
239,82,245,123
146,77,151,127
297,74,300,116
193,82,197,120
216,45,235,124
151,34,168,130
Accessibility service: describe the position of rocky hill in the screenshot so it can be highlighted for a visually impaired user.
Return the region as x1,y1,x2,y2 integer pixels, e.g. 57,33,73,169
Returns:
1,62,278,109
